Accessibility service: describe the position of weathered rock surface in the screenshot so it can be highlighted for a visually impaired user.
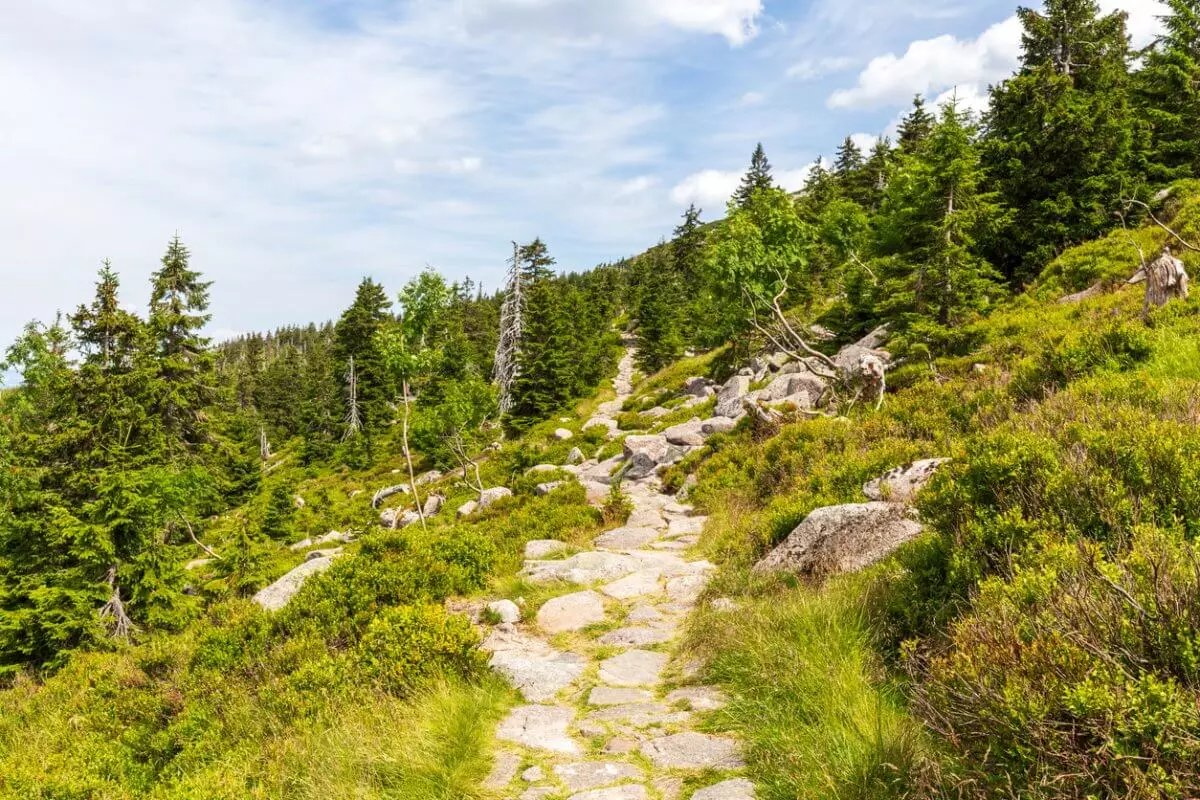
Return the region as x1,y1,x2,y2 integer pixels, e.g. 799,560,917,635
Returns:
753,502,924,577
415,469,443,486
457,500,478,518
684,377,713,397
639,732,744,769
568,447,586,464
483,750,521,791
693,778,756,800
537,590,607,633
600,569,664,600
496,705,580,753
662,419,706,447
589,686,654,706
483,629,586,702
253,557,335,611
525,539,570,559
371,483,410,508
701,417,737,437
666,686,728,711
524,551,641,585
715,376,751,418
566,786,647,800
537,481,567,496
487,599,521,624
598,626,673,647
595,526,661,551
478,486,513,511
555,428,575,441
554,762,643,792
598,649,669,687
422,494,445,516
863,458,950,503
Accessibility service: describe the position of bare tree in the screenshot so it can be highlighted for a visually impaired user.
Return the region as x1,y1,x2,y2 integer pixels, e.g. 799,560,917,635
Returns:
259,426,271,461
343,356,362,441
494,243,524,415
99,567,137,641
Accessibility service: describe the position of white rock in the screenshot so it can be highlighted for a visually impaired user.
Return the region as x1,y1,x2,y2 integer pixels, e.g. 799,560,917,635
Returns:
639,732,743,769
692,778,756,800
496,705,580,754
422,494,445,516
600,569,664,601
306,547,342,561
483,629,586,702
478,487,513,511
415,469,443,486
555,428,575,441
662,419,706,447
253,557,335,611
567,447,586,464
566,786,647,800
753,502,924,577
588,686,654,706
700,417,737,437
287,538,314,552
537,590,607,634
524,551,641,585
598,649,669,687
537,481,567,496
554,762,643,792
488,599,521,624
863,458,951,503
457,500,478,518
595,526,661,551
525,539,570,559
715,376,750,418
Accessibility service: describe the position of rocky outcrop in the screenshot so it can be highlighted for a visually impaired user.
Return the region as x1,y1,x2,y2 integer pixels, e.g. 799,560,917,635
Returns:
478,487,513,512
863,458,950,503
753,502,924,578
371,483,410,508
661,419,705,447
763,373,827,406
379,508,420,529
622,435,684,480
714,376,750,418
253,556,336,611
700,417,737,437
457,500,478,518
683,377,713,397
414,470,443,486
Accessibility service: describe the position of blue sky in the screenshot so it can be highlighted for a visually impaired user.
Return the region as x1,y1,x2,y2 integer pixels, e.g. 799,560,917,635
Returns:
0,0,1167,375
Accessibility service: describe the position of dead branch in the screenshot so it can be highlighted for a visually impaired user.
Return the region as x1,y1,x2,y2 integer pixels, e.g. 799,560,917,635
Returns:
178,512,221,561
1122,197,1200,253
99,567,137,640
400,379,427,531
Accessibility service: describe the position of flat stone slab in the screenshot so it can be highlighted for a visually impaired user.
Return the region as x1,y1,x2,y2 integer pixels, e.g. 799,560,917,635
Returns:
693,778,756,799
526,539,571,559
600,569,663,600
588,702,691,728
627,604,664,623
253,556,335,611
525,552,641,585
595,526,661,551
496,705,580,754
666,573,711,604
588,686,654,706
639,732,743,769
538,590,607,634
554,762,643,792
666,517,705,539
599,649,669,687
627,508,668,529
521,788,556,800
483,630,587,702
598,626,673,648
483,750,521,790
666,686,728,711
566,786,648,800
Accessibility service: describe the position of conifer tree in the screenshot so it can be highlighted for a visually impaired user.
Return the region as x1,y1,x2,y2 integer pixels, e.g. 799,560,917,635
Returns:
635,246,684,373
897,95,936,153
875,101,1005,329
1137,0,1200,178
864,137,894,208
733,143,775,208
983,0,1137,282
833,136,875,206
334,278,393,450
508,240,574,429
72,261,141,370
149,235,215,449
672,204,711,346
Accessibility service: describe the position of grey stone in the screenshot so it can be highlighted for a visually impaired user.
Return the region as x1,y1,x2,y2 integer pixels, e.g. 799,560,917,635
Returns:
537,481,567,496
566,786,647,800
487,599,521,624
692,778,756,800
639,732,744,769
457,500,478,518
522,766,545,782
478,486,514,511
584,417,620,435
604,737,639,754
555,428,575,441
483,750,521,790
554,762,643,792
422,494,445,516
626,604,663,623
666,517,705,538
753,502,924,577
662,419,706,447
306,547,342,561
627,507,667,529
598,626,673,648
379,508,420,528
588,703,691,728
537,590,607,634
863,458,951,503
287,538,314,552
855,324,891,350
589,686,654,706
600,569,663,600
666,573,711,604
654,776,684,800
253,557,335,611
666,686,728,711
524,551,641,585
528,464,561,475
496,705,580,754
316,531,353,545
595,526,661,551
483,629,587,702
598,649,668,687
568,447,587,464
683,377,711,397
525,539,570,559
520,789,556,800
700,417,737,436
715,376,750,418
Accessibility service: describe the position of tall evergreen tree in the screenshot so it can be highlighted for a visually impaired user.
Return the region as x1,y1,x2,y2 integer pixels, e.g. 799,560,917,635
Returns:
733,143,775,208
672,204,711,345
864,136,895,209
71,261,141,371
508,241,575,429
833,136,875,206
635,246,684,373
333,278,393,449
897,95,936,153
1137,0,1200,179
983,0,1138,282
148,235,214,450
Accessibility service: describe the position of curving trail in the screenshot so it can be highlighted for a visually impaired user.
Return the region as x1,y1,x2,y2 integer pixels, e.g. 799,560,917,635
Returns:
481,346,753,800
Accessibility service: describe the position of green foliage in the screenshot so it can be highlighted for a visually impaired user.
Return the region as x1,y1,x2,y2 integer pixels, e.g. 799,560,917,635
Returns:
733,142,775,208
357,605,485,695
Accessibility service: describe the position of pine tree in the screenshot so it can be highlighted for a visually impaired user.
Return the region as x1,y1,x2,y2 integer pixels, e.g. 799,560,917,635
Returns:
897,95,936,153
983,0,1138,282
71,261,141,371
334,278,393,449
636,246,684,373
833,136,875,206
1137,0,1200,179
864,137,894,208
508,240,575,429
732,143,775,208
875,101,1006,329
672,204,711,345
148,235,215,450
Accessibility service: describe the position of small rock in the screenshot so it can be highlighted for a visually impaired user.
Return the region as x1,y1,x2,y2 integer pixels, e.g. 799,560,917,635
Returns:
478,487,513,512
683,376,711,397
666,686,728,711
287,538,314,552
415,469,443,486
862,458,951,503
700,417,737,437
568,447,586,464
457,500,478,518
422,494,445,516
525,539,570,559
598,627,673,647
253,557,336,611
522,766,545,783
316,531,353,545
496,705,580,754
710,598,738,612
537,590,607,634
598,649,669,687
483,750,521,790
715,376,751,418
639,732,743,769
529,464,561,475
488,599,521,624
293,494,305,509
692,778,756,800
184,558,212,571
537,481,566,496
305,547,342,561
555,428,575,441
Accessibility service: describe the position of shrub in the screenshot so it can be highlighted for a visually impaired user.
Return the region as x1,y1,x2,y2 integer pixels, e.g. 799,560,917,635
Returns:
357,605,485,696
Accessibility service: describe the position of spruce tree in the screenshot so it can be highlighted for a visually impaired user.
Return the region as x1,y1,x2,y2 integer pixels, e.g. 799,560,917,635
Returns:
635,246,684,373
983,0,1137,282
864,136,894,209
334,278,393,449
71,261,142,370
833,136,874,206
733,143,775,208
1137,0,1200,179
148,235,215,450
508,240,574,429
672,204,711,345
897,95,935,153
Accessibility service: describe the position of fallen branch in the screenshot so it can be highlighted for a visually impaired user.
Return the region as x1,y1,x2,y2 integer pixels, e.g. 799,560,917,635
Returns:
178,512,221,561
99,567,138,641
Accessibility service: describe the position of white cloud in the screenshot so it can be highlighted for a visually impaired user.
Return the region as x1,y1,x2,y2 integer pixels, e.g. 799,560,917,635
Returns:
786,56,855,80
850,132,878,153
777,166,816,191
739,91,766,106
617,175,659,196
671,169,741,208
828,15,1021,109
393,156,484,175
1099,0,1170,47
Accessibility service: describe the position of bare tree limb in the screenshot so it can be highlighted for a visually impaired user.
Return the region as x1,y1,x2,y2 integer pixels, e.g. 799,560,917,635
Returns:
178,512,221,561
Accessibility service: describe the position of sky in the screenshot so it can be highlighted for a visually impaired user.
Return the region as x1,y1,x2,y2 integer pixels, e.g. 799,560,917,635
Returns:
0,0,1169,376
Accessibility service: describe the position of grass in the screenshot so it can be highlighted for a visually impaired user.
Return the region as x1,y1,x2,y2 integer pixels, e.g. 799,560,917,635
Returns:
684,571,926,800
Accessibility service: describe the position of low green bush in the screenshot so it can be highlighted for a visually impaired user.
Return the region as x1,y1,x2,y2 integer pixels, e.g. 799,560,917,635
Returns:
357,606,485,696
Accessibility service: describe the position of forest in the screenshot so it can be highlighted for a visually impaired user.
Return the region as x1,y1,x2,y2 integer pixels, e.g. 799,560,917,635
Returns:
2,1,1200,798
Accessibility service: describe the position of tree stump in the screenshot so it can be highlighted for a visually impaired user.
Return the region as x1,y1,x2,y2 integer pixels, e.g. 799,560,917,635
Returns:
1128,246,1189,314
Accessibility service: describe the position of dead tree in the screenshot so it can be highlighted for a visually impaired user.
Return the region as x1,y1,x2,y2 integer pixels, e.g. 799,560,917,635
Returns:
1128,246,1191,315
399,379,427,530
259,426,271,461
99,567,137,641
448,428,486,500
741,276,839,381
494,243,524,415
343,356,362,441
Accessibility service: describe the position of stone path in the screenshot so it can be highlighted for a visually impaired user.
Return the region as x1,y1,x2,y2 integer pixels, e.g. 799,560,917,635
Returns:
481,346,752,800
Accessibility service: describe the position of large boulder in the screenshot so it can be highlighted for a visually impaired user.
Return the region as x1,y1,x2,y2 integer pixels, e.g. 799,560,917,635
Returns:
764,373,828,404
371,483,410,508
863,458,950,503
254,556,337,611
662,419,706,447
478,487,513,512
623,435,672,480
855,324,891,350
415,470,443,486
554,428,574,441
457,500,478,518
422,494,445,516
753,502,924,578
700,417,737,437
380,508,420,529
714,376,751,418
683,377,712,397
